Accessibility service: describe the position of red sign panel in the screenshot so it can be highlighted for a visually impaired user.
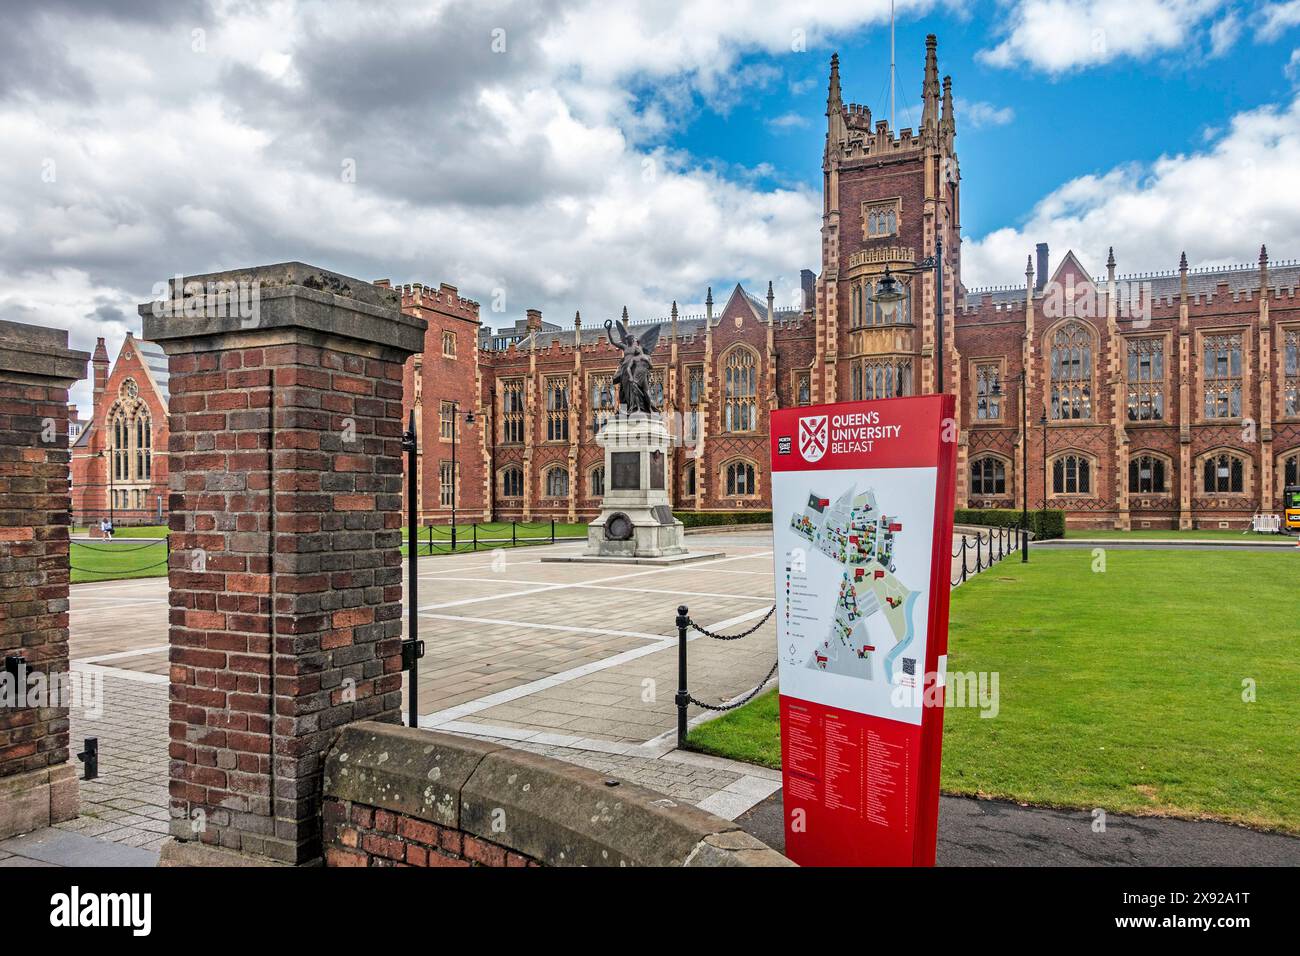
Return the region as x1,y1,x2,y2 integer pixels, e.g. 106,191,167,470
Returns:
771,394,956,866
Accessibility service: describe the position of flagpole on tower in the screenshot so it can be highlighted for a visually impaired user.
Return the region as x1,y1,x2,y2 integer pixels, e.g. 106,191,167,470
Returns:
890,0,896,131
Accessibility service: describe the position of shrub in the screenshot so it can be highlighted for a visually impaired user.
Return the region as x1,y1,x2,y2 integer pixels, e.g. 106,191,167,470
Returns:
674,510,772,529
953,508,1065,540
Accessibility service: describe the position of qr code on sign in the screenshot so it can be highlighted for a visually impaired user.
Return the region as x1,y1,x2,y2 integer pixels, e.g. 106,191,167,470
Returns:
902,658,915,676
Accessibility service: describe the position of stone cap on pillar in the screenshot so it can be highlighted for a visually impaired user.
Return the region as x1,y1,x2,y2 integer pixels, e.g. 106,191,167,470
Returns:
139,261,427,356
0,319,90,387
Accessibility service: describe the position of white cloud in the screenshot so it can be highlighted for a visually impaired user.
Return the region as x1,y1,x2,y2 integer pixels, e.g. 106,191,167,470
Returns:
1209,10,1244,57
954,98,1016,128
7,0,958,408
1257,1,1300,40
766,111,811,132
963,93,1300,284
979,0,1227,73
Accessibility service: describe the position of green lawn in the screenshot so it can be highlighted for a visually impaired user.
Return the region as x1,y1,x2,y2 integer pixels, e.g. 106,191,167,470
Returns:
67,523,589,582
73,524,168,538
401,522,587,556
1064,527,1288,540
70,539,171,584
687,549,1300,833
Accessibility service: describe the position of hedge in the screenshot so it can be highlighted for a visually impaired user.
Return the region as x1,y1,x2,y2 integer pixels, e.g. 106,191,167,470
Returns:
953,508,1065,540
674,510,773,529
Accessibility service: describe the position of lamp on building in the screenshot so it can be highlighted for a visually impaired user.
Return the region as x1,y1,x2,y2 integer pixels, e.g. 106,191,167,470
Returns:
868,237,947,391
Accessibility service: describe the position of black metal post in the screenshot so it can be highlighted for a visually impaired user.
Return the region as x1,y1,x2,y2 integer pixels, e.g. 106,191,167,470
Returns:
675,604,690,748
76,737,98,781
512,522,517,547
402,410,420,728
1021,368,1030,562
960,537,968,583
450,400,458,552
1040,407,1049,519
551,518,556,544
473,523,477,552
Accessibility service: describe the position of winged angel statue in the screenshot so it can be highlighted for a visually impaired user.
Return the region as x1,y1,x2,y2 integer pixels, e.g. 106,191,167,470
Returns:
604,317,662,415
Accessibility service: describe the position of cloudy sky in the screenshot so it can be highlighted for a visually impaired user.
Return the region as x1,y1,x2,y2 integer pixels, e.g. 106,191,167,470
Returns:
2,0,1299,410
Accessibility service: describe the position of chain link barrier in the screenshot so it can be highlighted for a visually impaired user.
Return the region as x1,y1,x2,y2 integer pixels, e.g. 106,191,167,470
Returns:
686,660,779,712
686,604,775,641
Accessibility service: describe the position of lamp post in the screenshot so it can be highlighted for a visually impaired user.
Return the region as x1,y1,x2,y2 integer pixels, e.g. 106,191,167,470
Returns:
1040,406,1049,515
1019,370,1030,561
445,400,476,551
94,449,115,529
868,235,946,392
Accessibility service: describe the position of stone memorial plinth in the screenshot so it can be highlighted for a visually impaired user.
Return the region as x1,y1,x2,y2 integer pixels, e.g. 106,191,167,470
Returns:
545,414,722,567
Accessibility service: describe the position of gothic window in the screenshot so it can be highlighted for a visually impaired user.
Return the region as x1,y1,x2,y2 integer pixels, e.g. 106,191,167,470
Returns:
1284,329,1298,417
863,200,900,238
590,465,605,498
501,380,525,444
1126,338,1165,422
1201,452,1244,494
1049,323,1093,420
969,457,1006,495
440,400,456,440
1128,454,1168,494
1283,451,1299,488
135,414,151,480
1202,333,1243,420
852,359,912,400
723,348,757,433
648,369,665,409
1051,453,1092,495
687,366,704,405
442,331,457,358
975,364,1001,421
544,465,569,498
590,372,615,432
796,371,811,406
439,461,456,507
500,466,523,498
684,462,696,497
724,459,756,497
546,377,570,442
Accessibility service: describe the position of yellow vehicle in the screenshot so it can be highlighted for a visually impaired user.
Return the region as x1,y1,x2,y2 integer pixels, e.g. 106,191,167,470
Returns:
1286,485,1300,533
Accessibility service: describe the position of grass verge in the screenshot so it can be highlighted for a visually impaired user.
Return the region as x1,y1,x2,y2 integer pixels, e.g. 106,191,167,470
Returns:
685,549,1300,832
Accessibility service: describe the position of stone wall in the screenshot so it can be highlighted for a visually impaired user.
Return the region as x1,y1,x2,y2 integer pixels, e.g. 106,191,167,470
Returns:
321,722,792,867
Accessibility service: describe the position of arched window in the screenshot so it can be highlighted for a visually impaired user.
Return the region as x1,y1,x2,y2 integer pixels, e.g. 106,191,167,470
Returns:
1128,453,1168,494
1201,452,1244,494
545,466,569,498
1052,454,1092,495
1049,322,1093,420
684,462,696,497
1283,451,1299,489
723,348,757,433
500,466,524,498
969,457,1006,496
136,414,152,480
724,460,756,497
590,465,605,498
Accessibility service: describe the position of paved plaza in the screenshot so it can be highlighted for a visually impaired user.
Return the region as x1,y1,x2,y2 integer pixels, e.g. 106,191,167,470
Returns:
47,529,1004,858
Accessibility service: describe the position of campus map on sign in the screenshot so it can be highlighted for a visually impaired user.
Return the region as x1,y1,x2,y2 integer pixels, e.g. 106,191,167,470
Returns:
788,485,917,685
773,465,936,726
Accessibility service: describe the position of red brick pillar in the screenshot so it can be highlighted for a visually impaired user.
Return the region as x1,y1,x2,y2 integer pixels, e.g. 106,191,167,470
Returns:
143,264,426,865
0,319,88,840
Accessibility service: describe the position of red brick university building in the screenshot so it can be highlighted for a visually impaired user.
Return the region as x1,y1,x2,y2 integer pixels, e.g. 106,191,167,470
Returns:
72,35,1300,530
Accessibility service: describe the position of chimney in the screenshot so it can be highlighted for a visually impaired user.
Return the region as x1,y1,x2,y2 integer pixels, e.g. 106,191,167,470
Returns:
1035,243,1049,292
800,269,816,312
92,336,109,398
526,308,542,332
